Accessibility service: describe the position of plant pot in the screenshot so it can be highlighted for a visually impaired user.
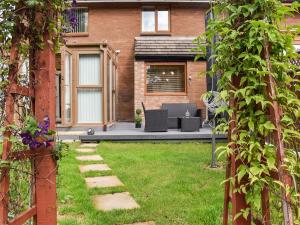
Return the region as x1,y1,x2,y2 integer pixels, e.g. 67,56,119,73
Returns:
135,123,142,128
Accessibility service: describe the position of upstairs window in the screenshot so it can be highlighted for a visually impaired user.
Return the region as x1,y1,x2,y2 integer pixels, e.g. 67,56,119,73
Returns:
64,8,88,33
142,8,170,33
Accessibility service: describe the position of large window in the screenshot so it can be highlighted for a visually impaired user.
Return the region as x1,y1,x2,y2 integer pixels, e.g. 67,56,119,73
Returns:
146,64,186,94
142,8,170,33
64,8,88,33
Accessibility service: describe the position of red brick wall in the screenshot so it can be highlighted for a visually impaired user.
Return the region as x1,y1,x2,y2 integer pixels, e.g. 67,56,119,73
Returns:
285,14,300,44
65,3,209,121
134,60,207,121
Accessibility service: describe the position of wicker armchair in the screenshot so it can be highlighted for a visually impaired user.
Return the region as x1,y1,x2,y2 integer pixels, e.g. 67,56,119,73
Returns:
141,102,168,132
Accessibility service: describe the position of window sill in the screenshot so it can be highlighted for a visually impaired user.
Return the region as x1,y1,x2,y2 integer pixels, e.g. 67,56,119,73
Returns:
140,32,171,36
63,32,89,37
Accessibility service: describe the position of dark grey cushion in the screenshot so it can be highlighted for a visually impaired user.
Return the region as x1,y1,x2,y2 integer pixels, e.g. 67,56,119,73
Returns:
162,103,198,117
161,103,202,129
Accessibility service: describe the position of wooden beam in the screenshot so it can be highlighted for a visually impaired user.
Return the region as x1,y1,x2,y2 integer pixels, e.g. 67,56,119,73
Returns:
261,185,271,225
0,13,22,223
33,8,57,225
8,149,36,161
264,39,294,225
9,83,35,98
229,75,251,225
8,205,37,225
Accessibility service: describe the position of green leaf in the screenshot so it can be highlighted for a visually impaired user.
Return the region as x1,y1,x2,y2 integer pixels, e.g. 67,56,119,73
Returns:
248,120,255,131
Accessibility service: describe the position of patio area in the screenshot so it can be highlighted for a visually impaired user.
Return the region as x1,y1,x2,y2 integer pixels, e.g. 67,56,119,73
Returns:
57,122,227,142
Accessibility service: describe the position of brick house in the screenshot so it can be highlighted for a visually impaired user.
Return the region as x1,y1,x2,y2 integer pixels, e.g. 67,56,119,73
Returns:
56,0,300,129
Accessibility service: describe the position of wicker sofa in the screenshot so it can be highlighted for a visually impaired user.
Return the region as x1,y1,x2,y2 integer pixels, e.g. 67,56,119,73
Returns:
161,103,202,129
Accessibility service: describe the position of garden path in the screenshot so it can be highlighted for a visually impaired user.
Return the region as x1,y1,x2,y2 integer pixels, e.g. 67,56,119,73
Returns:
76,143,155,225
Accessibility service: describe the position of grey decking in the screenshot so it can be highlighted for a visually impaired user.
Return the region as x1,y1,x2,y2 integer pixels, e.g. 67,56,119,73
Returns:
57,123,227,142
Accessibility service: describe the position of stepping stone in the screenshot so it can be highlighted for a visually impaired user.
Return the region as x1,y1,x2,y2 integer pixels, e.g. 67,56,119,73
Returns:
123,222,156,225
80,143,98,148
85,176,123,188
93,192,140,211
79,164,111,173
76,148,96,153
76,155,103,161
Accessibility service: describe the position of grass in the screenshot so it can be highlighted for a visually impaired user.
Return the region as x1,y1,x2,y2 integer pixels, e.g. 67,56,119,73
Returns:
58,142,226,225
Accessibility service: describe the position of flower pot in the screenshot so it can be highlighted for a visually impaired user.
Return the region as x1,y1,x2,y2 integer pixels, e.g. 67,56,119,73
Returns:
135,123,142,128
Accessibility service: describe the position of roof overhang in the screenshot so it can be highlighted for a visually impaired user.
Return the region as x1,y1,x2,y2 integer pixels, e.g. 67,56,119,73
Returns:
134,36,204,60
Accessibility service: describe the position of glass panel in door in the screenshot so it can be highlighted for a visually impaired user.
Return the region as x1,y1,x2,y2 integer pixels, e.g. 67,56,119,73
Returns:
77,88,102,123
77,54,102,123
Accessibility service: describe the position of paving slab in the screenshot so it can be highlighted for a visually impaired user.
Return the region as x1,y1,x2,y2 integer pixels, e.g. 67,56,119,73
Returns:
93,192,140,211
80,143,98,148
79,164,111,173
85,176,123,188
123,222,156,225
76,148,96,153
76,155,103,161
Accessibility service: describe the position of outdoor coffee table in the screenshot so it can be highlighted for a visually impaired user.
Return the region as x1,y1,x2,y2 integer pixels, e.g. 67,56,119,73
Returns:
180,117,201,132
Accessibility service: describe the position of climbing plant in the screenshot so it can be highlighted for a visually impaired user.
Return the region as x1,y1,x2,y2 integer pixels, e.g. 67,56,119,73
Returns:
0,0,76,222
196,0,300,224
0,0,76,151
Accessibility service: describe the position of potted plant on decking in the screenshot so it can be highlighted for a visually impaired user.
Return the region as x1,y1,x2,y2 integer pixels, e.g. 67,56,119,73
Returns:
135,109,142,128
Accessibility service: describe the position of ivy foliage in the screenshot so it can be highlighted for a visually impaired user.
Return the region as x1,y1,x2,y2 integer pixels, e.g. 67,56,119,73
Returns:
0,0,75,154
196,0,300,223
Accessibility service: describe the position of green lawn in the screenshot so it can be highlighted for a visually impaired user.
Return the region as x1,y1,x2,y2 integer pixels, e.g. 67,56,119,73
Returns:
58,142,225,225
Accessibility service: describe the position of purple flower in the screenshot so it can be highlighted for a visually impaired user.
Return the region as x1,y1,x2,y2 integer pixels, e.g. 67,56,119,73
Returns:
65,0,78,29
20,116,55,149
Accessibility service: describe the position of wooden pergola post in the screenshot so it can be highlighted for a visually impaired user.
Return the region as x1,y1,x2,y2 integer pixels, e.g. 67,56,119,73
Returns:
223,75,251,225
33,13,57,225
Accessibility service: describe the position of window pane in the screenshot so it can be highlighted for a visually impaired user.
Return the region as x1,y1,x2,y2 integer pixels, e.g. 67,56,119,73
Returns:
64,8,88,33
64,53,72,123
77,88,102,123
79,54,100,85
142,10,155,32
146,65,185,93
158,10,169,31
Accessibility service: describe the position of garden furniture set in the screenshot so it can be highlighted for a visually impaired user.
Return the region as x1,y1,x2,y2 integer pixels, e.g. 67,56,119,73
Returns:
141,102,202,132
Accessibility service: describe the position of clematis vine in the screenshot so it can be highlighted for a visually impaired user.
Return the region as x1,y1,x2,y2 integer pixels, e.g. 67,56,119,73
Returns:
65,0,78,30
20,116,55,149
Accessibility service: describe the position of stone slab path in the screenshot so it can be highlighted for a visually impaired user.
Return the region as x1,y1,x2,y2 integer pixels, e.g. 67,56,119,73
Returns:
76,155,103,161
93,192,140,211
76,148,96,153
80,143,98,148
123,222,156,225
79,164,111,173
85,176,124,188
74,143,151,223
